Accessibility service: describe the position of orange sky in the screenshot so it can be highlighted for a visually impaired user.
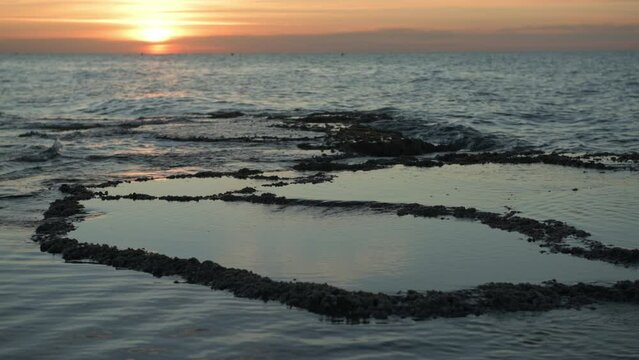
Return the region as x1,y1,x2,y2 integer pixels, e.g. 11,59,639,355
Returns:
1,0,638,53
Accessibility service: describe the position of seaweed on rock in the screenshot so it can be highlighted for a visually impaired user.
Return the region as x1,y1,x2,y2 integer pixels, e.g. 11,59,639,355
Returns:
277,111,635,171
37,235,639,321
32,183,639,320
29,115,639,322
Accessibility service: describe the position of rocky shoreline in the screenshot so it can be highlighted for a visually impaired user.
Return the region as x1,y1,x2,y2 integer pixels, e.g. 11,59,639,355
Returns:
32,177,639,322
281,111,637,172
30,111,639,322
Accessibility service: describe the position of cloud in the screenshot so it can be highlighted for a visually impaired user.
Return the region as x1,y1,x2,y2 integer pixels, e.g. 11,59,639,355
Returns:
1,24,638,53
178,24,639,53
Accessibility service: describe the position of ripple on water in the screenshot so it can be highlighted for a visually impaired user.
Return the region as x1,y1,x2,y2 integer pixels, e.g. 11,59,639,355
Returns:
2,53,639,358
273,164,639,249
3,227,639,359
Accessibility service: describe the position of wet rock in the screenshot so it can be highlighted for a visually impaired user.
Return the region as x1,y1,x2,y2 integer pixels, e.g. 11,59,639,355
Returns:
135,176,154,182
125,193,158,200
296,111,391,124
167,168,262,180
293,151,621,173
558,245,639,266
91,180,124,188
280,111,458,157
207,111,245,119
35,218,75,236
263,181,288,187
579,152,639,163
36,235,639,322
263,173,335,187
43,198,84,218
270,123,330,133
434,152,612,170
297,143,332,151
236,168,262,178
293,159,387,172
119,193,157,201
299,173,335,184
615,153,639,163
157,134,321,144
40,237,79,253
161,195,210,202
332,125,459,157
167,171,227,180
234,187,258,194
59,184,94,200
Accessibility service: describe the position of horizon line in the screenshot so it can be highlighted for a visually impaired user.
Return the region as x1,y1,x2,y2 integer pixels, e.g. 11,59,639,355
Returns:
2,48,639,55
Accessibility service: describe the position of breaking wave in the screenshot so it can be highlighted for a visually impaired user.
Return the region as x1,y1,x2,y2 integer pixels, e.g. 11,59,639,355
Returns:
14,139,63,162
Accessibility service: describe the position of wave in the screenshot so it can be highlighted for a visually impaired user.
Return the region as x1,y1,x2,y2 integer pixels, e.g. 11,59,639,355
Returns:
29,121,104,131
23,116,194,134
14,139,62,162
18,131,51,138
0,193,37,200
369,115,527,151
416,123,503,151
0,112,26,129
81,96,217,117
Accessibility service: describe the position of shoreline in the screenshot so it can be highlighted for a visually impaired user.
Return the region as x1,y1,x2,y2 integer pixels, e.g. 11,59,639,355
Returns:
29,112,639,322
34,182,639,322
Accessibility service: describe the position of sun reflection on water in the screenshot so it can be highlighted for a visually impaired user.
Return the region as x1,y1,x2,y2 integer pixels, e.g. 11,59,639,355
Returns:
142,43,177,55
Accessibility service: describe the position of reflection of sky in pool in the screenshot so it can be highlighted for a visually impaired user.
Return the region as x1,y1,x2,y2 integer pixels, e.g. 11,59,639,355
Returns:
105,164,639,249
73,195,638,293
276,164,639,249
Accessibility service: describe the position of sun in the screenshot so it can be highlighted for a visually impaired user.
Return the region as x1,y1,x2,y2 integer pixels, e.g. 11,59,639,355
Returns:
137,26,173,43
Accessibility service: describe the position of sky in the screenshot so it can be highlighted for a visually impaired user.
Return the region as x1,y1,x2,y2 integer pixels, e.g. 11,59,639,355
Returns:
1,0,638,53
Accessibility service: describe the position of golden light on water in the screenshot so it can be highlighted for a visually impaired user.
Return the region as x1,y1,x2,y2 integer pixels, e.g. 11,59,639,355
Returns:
143,43,177,55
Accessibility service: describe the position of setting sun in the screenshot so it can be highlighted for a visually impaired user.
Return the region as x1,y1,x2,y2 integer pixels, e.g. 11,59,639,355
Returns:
138,26,173,43
0,0,637,53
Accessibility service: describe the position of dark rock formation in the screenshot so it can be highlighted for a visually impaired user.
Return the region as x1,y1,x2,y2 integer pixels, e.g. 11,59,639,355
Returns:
296,111,390,124
166,168,262,180
293,152,618,172
43,198,84,218
207,111,245,119
332,125,459,156
156,134,322,144
38,236,639,322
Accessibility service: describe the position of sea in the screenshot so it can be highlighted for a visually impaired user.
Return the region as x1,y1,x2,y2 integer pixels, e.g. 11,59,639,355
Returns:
1,52,639,359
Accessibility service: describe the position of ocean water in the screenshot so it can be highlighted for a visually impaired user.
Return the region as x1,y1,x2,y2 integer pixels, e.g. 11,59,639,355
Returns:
1,52,639,359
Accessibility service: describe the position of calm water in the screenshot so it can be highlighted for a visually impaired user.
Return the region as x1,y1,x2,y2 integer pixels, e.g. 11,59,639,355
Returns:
72,166,639,292
1,53,639,358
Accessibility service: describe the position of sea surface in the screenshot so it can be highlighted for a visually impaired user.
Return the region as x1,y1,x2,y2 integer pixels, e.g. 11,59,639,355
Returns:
1,52,639,359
